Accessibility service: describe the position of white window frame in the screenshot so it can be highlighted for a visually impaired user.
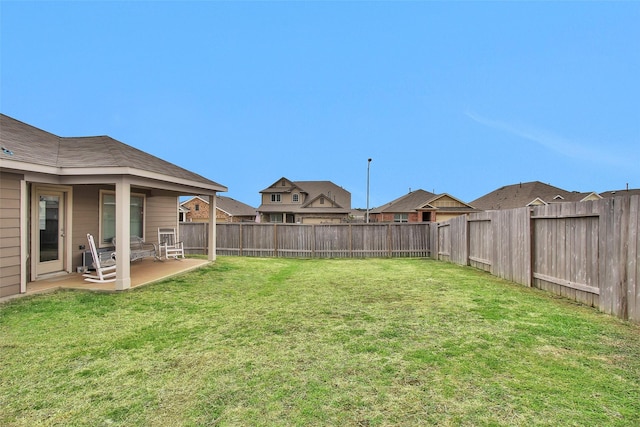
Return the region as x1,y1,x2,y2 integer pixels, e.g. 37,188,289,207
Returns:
270,213,283,223
99,190,146,246
394,213,408,223
292,193,299,203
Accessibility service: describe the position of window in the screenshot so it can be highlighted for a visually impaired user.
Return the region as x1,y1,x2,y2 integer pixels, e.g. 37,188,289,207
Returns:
292,193,299,203
195,204,200,211
271,194,281,203
270,213,283,223
320,197,325,205
100,191,145,245
394,213,408,223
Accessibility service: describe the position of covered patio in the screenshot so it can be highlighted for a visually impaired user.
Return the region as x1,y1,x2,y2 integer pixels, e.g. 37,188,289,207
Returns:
20,258,211,298
0,114,227,299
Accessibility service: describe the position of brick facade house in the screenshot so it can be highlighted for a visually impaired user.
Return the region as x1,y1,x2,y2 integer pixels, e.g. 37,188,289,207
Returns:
181,195,256,223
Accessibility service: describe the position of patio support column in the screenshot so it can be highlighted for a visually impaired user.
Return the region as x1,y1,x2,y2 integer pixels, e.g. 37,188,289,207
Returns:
20,179,28,293
208,194,216,261
115,178,131,290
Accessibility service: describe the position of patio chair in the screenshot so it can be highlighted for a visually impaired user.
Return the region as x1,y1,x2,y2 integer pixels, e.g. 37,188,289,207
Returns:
83,233,116,283
158,227,185,260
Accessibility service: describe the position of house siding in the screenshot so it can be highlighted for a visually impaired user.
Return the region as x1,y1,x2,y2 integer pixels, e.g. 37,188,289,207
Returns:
0,172,22,297
146,193,181,241
435,213,460,222
69,186,180,270
72,185,101,269
301,216,343,224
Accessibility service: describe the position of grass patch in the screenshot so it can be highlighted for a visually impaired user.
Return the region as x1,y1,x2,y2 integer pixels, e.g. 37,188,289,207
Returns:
1,257,639,426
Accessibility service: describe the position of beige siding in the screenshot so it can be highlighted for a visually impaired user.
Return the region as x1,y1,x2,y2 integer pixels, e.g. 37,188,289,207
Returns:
436,213,460,223
146,193,180,244
71,185,102,268
583,194,601,201
432,196,466,208
308,198,337,208
67,186,179,269
0,172,22,297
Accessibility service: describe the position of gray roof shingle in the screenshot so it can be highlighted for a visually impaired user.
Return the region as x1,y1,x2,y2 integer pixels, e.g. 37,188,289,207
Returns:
1,114,226,191
470,181,592,210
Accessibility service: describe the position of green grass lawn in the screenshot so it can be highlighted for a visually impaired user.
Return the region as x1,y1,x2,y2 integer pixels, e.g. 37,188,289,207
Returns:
1,257,639,426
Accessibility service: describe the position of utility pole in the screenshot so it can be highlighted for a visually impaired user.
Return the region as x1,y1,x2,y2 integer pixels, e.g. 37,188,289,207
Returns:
366,158,372,223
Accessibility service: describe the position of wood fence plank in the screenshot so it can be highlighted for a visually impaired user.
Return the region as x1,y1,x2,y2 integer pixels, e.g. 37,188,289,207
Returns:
628,195,639,322
184,195,639,323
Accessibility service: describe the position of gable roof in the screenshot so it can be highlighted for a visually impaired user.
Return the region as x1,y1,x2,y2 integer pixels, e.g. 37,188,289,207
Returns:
0,114,227,193
260,177,302,194
295,180,349,208
370,189,476,214
371,189,437,213
258,177,351,213
470,181,596,210
181,195,256,217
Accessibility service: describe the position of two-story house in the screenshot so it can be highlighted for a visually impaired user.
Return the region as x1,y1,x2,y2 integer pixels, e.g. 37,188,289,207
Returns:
257,177,351,224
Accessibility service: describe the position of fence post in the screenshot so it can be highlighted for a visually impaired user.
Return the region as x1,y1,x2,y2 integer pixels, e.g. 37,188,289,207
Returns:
274,224,278,257
528,207,535,288
465,215,470,266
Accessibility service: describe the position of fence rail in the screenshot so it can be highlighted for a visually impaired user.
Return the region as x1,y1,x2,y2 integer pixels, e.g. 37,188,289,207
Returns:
433,195,639,323
180,195,639,323
187,223,433,258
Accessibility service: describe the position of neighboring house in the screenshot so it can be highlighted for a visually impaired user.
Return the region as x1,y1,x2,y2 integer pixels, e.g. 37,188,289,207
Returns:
349,208,367,223
257,177,351,224
178,205,189,223
181,195,256,223
470,181,601,211
369,189,477,223
0,114,227,297
599,188,640,199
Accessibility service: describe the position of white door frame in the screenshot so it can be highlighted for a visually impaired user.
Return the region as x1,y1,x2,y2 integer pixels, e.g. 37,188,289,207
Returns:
31,184,73,279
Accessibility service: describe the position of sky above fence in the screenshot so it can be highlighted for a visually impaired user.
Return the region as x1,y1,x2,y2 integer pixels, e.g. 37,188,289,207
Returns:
2,1,638,208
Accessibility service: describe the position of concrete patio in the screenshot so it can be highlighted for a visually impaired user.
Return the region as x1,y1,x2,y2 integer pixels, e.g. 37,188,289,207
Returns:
8,258,211,301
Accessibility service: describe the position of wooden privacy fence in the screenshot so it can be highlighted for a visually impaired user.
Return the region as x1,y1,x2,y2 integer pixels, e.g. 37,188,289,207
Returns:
179,195,638,323
181,222,431,257
434,195,639,323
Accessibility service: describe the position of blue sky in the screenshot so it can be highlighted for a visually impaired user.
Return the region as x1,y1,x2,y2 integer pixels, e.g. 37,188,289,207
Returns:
2,1,638,208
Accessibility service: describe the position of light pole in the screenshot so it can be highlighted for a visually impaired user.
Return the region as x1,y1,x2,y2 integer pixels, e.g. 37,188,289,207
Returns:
366,158,372,223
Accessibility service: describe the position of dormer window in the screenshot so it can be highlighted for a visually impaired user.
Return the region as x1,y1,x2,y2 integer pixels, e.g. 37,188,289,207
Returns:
320,197,325,204
292,193,299,203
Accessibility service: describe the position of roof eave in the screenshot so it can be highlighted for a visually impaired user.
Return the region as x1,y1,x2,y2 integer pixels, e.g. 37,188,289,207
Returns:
1,160,227,193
